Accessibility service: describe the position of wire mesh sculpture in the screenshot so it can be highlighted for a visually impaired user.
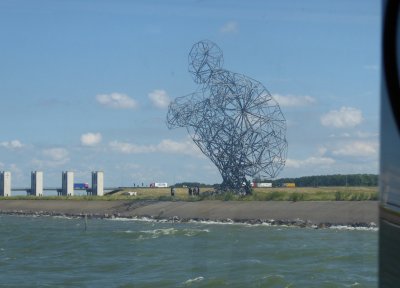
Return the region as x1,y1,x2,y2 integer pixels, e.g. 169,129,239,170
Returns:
167,40,288,194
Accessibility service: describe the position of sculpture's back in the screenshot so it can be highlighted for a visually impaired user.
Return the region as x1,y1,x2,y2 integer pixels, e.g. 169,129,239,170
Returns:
167,40,287,194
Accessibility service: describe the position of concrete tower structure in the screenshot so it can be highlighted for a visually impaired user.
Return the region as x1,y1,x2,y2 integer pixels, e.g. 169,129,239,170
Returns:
31,171,43,196
0,171,11,197
91,171,104,196
61,171,74,196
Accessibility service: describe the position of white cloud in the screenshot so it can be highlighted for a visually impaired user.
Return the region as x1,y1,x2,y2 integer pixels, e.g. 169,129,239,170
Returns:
32,148,70,167
0,140,24,149
321,106,363,128
317,147,328,156
148,89,170,109
286,156,335,168
332,141,378,157
355,131,379,138
81,132,102,146
109,141,155,154
329,131,379,139
43,148,69,161
109,138,202,157
220,21,238,33
96,93,137,109
272,94,316,107
157,139,199,155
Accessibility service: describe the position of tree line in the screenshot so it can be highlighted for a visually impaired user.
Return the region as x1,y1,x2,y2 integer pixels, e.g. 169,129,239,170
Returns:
260,174,378,187
174,174,378,188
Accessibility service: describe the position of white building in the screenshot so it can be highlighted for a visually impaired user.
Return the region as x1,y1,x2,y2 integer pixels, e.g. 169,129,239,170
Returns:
0,171,11,197
91,171,104,196
31,171,43,196
62,171,74,196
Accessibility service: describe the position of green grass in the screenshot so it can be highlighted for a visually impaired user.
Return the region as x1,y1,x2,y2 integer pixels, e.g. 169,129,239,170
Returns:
251,186,378,201
0,186,378,201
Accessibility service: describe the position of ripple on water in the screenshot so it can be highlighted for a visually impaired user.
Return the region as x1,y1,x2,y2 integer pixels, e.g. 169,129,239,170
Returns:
0,215,377,287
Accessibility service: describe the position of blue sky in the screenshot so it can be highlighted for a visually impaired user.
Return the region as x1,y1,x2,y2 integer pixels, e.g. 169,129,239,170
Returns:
0,0,381,187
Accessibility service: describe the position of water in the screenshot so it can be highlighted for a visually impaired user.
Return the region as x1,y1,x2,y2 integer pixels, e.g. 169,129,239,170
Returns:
0,215,377,287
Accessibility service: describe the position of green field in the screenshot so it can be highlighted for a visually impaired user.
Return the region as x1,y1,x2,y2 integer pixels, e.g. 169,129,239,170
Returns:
0,186,378,201
106,186,379,201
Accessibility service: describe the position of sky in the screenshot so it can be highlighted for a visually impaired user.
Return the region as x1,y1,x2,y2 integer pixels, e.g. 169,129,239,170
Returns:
0,0,381,188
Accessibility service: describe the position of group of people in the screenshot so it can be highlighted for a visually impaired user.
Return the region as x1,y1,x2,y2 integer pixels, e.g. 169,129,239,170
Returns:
188,186,200,196
169,186,201,197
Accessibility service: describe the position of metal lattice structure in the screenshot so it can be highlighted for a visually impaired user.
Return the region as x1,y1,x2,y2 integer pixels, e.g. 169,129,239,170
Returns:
167,40,288,194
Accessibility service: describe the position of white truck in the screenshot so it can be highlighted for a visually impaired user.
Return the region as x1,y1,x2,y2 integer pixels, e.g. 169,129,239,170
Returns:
150,182,168,188
255,182,272,188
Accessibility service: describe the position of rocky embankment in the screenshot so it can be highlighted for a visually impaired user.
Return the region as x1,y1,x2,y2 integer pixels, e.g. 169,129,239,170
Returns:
0,200,378,228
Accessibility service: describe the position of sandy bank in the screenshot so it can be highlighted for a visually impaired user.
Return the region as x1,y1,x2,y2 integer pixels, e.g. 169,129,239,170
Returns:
0,200,378,227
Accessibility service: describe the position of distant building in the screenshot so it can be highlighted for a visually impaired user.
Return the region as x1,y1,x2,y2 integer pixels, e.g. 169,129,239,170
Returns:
31,171,43,196
0,171,11,197
62,171,74,196
92,171,104,196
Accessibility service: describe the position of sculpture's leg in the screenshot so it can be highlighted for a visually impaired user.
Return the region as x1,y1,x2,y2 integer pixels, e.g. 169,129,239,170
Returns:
220,169,252,195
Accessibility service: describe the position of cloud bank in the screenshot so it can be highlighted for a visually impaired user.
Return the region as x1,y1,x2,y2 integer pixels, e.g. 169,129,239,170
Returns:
332,141,378,157
286,156,335,169
96,93,137,109
272,94,316,107
109,138,202,157
321,107,363,128
32,147,70,168
0,140,24,149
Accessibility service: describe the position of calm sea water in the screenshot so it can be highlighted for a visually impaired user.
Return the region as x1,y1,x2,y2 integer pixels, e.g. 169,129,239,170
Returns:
0,215,377,287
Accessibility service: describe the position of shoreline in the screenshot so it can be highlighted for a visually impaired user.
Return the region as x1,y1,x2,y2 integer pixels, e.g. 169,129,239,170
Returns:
0,200,378,228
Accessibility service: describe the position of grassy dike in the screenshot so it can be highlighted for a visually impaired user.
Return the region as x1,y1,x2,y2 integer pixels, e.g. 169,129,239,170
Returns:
0,186,378,201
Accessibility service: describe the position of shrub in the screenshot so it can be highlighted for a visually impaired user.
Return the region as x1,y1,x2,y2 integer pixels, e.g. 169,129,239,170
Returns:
265,191,285,201
289,192,304,202
335,191,345,201
223,192,235,201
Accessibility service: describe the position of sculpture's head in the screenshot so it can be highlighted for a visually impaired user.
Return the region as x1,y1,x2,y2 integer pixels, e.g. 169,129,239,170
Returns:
188,40,224,84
